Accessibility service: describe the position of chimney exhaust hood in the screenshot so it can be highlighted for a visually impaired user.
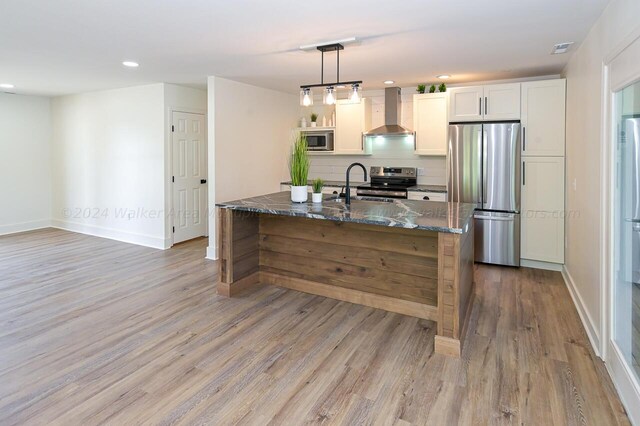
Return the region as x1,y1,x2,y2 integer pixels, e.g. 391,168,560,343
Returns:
363,87,414,137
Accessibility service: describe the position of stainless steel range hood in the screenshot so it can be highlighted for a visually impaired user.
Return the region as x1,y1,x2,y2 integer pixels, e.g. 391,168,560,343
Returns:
363,87,414,137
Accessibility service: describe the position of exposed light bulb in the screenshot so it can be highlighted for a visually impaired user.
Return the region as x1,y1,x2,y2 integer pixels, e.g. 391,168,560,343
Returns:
323,87,336,105
300,88,313,106
349,84,361,103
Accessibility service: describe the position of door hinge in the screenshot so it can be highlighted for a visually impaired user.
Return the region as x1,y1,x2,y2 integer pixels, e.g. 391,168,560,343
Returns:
172,176,175,183
172,226,175,233
171,125,175,132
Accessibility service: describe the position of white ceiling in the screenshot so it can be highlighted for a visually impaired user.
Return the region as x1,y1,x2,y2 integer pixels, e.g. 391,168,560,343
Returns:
0,0,609,97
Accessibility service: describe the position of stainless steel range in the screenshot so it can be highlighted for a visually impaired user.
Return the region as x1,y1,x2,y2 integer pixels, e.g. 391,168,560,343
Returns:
356,167,417,199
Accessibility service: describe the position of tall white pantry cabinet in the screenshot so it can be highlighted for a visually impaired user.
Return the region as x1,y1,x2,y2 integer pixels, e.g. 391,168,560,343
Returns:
520,79,566,264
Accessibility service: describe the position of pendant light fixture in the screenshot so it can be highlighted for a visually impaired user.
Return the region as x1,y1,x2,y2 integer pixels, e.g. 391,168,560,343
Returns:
348,83,361,103
300,87,313,106
300,43,362,106
323,86,337,105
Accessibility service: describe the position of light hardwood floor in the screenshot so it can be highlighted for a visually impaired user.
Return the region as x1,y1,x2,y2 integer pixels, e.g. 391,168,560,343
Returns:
0,228,630,425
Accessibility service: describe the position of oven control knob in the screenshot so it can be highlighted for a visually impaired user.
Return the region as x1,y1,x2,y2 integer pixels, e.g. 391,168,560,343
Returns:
333,190,338,195
423,196,430,200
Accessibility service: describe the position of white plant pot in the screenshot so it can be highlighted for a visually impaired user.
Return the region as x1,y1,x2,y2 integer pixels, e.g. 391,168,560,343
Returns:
290,185,308,203
310,122,317,127
312,193,323,203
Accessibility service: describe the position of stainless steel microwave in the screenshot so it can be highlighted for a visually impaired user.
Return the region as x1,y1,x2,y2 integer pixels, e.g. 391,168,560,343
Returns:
301,130,334,151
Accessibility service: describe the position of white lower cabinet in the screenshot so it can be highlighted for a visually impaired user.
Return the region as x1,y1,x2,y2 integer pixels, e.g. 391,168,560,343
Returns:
407,191,447,202
521,156,565,263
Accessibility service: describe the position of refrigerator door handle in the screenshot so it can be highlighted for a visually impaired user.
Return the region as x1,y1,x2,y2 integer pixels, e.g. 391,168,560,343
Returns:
523,127,526,151
479,97,482,115
474,213,516,221
522,161,526,185
485,97,488,115
482,129,487,208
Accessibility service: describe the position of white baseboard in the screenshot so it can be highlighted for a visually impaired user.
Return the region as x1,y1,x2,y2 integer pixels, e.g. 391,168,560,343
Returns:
606,341,640,425
0,219,51,236
52,219,166,250
206,245,217,260
561,266,601,357
521,259,564,271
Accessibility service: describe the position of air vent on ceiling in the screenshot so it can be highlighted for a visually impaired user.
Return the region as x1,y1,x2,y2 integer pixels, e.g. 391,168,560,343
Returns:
551,42,574,55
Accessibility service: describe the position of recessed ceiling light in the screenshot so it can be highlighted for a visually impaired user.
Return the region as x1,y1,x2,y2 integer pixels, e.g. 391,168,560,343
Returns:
551,42,574,55
122,61,139,68
0,83,15,89
383,80,395,85
437,75,451,79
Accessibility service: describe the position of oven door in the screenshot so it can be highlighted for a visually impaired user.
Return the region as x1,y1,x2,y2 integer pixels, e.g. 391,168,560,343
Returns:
356,188,407,199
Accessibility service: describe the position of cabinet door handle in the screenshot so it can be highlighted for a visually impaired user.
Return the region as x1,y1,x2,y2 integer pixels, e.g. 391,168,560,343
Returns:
522,161,526,186
485,97,488,115
423,196,430,200
479,97,482,115
523,127,526,151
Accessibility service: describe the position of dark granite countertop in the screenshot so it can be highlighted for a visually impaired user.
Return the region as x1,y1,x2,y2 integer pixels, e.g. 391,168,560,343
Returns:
281,181,447,193
216,191,474,234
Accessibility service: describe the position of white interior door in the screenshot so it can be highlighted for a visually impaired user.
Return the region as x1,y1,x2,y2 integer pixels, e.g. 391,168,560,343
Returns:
172,111,206,244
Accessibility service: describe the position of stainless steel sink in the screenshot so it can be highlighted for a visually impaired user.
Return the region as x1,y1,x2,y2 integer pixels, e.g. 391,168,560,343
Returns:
325,196,396,204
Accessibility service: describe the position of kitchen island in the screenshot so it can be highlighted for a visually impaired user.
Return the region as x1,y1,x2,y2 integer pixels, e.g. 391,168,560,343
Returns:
216,192,476,357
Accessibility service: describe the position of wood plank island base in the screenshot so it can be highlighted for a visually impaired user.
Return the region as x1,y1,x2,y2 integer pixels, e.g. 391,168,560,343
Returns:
217,192,476,357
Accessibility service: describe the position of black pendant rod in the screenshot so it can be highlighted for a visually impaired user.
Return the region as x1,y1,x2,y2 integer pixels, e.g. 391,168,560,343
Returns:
300,80,362,89
336,48,339,84
300,42,361,90
321,50,324,85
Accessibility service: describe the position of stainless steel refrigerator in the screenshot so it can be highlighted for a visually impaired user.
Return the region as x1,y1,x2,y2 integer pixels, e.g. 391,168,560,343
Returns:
447,122,521,266
625,116,640,285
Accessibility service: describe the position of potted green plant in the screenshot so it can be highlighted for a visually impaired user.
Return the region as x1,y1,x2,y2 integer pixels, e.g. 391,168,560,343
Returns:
310,113,318,127
289,134,310,203
417,84,426,94
429,84,436,93
438,83,447,92
311,178,324,203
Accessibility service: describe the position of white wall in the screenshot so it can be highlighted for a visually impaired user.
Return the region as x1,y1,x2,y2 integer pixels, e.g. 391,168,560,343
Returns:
207,76,298,258
563,0,640,354
0,93,51,234
51,84,166,248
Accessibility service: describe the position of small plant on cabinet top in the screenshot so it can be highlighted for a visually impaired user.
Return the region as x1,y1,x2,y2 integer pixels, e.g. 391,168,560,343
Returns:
429,84,436,93
289,134,310,187
310,113,318,123
416,84,426,94
438,83,447,92
312,178,324,194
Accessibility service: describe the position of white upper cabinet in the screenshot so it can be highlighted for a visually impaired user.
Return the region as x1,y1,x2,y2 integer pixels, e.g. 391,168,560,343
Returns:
521,79,566,157
413,92,449,156
521,156,565,263
335,98,372,155
483,83,521,120
449,83,521,122
449,86,484,122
